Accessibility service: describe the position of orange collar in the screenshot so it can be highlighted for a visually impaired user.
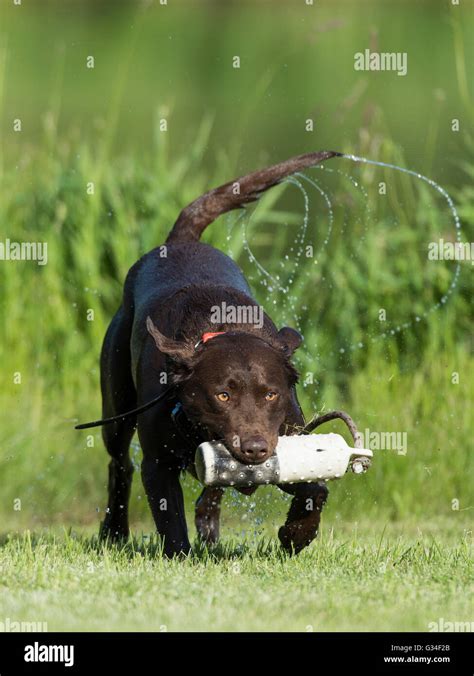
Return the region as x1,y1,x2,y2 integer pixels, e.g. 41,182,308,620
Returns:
194,331,226,349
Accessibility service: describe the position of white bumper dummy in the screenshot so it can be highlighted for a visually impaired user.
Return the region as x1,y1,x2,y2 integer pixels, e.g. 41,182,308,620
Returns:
195,433,373,488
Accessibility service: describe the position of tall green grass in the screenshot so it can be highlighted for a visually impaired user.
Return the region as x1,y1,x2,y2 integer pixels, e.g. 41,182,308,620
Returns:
0,123,472,531
0,0,472,534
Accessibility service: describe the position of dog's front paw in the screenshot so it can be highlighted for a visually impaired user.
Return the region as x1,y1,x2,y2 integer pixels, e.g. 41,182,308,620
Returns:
99,516,129,543
195,512,220,545
278,519,320,555
195,487,223,545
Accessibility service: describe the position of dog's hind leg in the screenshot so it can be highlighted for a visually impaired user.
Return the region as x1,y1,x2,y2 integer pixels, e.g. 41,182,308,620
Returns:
99,307,137,541
195,487,224,545
277,482,329,555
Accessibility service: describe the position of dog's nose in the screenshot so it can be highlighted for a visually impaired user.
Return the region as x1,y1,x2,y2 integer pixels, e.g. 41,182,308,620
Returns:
241,436,269,463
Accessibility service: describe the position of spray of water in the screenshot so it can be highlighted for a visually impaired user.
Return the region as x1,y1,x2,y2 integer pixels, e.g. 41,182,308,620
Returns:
296,172,335,251
335,154,463,352
229,153,463,359
311,165,371,256
237,173,334,335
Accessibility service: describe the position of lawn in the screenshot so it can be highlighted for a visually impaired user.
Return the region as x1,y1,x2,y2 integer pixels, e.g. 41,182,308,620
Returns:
1,520,471,633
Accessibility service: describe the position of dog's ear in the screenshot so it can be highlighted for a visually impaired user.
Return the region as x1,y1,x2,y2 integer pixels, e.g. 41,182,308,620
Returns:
276,327,303,356
146,317,195,363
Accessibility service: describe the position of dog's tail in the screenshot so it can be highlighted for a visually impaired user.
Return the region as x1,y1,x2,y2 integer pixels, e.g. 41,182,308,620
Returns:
165,150,341,244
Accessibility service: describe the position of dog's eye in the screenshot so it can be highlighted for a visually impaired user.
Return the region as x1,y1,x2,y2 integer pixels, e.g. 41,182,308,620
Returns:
265,392,278,401
216,392,230,402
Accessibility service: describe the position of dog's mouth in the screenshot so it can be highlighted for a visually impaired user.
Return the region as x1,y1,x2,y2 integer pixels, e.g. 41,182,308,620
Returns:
183,411,276,465
200,432,275,465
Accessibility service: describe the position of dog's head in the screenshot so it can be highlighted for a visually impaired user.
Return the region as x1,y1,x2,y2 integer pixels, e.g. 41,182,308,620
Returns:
147,318,302,464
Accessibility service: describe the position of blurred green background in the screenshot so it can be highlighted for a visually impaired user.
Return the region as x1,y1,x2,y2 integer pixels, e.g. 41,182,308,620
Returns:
0,0,472,537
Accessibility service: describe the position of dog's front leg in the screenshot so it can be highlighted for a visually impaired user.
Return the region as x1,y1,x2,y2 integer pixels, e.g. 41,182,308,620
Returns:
277,482,328,555
195,487,224,545
141,458,191,558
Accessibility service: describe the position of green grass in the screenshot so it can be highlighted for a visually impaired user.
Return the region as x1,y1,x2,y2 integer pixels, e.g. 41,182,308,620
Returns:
0,0,473,634
1,521,471,632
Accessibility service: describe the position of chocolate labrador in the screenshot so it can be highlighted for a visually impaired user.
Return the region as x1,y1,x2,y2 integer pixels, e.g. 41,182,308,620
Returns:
95,150,340,556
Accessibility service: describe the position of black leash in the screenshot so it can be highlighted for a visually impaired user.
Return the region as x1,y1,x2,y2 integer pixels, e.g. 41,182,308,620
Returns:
74,386,176,430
